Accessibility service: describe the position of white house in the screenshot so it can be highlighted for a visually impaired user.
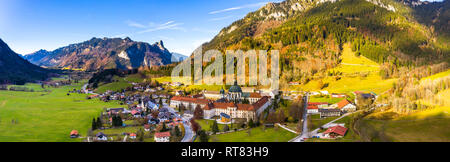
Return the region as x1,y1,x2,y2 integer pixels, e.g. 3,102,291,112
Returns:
307,106,319,114
154,132,171,142
320,91,329,95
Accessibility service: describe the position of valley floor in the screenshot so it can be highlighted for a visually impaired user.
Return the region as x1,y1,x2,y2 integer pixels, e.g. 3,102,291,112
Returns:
0,82,122,142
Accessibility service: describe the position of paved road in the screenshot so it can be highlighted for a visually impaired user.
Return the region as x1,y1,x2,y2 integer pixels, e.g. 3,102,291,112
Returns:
181,118,194,142
123,135,128,142
81,83,98,95
290,94,309,142
164,103,194,142
276,123,299,134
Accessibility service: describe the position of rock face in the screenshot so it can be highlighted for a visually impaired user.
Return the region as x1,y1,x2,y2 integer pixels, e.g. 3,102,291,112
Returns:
24,37,173,71
0,39,49,84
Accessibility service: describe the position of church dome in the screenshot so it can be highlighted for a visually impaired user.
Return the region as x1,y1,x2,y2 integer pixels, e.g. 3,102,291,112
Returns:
229,81,242,93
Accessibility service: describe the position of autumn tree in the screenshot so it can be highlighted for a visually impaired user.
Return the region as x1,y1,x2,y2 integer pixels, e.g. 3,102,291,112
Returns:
194,105,204,119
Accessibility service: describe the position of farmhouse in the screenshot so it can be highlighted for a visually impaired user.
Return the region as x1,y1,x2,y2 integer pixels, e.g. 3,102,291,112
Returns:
353,91,377,105
130,133,137,139
155,132,171,142
96,132,108,141
309,102,329,109
70,130,79,138
307,105,319,114
336,99,357,112
323,125,348,138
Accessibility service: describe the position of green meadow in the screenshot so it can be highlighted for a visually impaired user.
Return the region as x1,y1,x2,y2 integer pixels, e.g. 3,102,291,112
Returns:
206,126,297,142
0,82,122,142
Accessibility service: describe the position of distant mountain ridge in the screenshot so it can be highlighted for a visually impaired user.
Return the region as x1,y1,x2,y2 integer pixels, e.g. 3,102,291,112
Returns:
24,37,173,71
171,52,188,62
0,39,49,84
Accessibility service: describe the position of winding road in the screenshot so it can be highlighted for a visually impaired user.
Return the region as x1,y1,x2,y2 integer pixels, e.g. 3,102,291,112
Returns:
163,103,194,142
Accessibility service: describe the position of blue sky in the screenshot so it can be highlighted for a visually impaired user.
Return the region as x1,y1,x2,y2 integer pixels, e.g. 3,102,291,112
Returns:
0,0,283,56
0,0,442,55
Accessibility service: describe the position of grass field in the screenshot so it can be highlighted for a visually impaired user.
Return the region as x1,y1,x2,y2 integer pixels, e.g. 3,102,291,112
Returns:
420,69,450,82
309,96,345,104
308,114,339,130
96,78,132,93
289,44,396,94
0,82,122,142
196,119,238,132
207,126,297,142
358,106,450,142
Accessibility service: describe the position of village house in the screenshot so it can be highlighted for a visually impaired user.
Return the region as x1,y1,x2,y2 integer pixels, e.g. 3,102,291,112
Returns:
154,132,171,142
320,91,329,95
288,82,300,85
336,99,357,112
175,90,184,96
309,102,329,109
96,132,108,141
353,91,377,105
307,105,319,114
130,133,137,139
70,130,79,138
323,125,348,138
319,109,341,118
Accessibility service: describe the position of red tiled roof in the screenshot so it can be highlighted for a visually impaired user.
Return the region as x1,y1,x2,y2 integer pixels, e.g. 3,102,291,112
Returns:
155,132,171,138
130,133,136,137
323,126,348,136
70,130,79,135
249,93,262,98
307,105,318,110
131,109,140,115
204,96,269,111
353,91,364,95
337,99,352,109
308,102,329,106
251,96,269,111
171,96,210,105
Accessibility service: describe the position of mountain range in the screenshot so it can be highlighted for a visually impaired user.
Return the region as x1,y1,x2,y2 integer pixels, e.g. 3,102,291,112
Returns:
23,37,174,71
0,39,49,84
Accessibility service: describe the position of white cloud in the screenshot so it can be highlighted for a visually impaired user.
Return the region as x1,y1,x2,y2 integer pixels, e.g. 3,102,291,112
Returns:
137,21,185,34
126,20,147,28
208,2,268,14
